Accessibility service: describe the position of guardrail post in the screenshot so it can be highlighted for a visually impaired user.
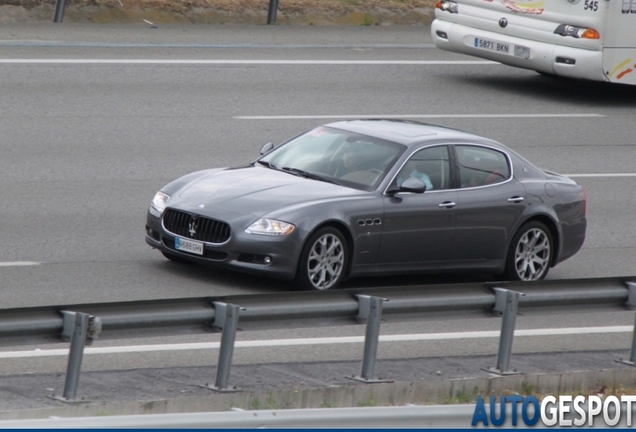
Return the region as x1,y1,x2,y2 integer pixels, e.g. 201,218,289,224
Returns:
348,295,392,383
616,284,636,366
625,282,636,310
48,311,102,403
616,312,636,366
483,288,524,376
53,0,66,22
201,302,242,392
266,0,279,24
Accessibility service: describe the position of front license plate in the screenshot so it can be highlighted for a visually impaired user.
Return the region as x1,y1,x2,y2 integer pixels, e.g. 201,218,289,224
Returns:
175,237,204,255
474,37,511,55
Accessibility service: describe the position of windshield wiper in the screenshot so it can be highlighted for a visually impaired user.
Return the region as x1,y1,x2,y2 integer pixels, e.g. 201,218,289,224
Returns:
256,160,275,169
280,167,340,185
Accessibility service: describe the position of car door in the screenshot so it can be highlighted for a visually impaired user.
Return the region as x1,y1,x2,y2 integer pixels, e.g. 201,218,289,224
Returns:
452,144,527,261
376,145,458,266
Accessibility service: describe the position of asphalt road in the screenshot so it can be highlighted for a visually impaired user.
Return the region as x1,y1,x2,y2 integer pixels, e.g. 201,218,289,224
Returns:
1,23,635,377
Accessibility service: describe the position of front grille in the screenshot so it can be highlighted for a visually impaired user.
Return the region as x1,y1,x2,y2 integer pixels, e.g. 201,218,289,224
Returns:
162,209,231,244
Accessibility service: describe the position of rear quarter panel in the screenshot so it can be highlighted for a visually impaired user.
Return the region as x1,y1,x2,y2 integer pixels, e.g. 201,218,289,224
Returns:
520,178,586,265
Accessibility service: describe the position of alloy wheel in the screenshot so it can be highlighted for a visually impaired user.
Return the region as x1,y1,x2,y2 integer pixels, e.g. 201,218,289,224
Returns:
513,227,551,281
306,233,345,290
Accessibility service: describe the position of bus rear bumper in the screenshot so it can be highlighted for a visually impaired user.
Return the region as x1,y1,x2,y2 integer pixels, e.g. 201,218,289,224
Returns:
432,19,607,82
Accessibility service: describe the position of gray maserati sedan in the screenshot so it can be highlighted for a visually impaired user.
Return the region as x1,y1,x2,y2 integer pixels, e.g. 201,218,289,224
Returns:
145,120,587,290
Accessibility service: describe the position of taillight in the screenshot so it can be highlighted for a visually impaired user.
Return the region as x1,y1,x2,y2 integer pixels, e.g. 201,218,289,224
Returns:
436,0,459,13
554,24,600,39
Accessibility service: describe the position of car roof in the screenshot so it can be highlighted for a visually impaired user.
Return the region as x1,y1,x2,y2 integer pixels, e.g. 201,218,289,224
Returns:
325,119,502,148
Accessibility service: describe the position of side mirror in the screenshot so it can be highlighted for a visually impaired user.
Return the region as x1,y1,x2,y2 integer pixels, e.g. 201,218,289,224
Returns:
260,142,274,155
387,176,426,195
401,177,427,193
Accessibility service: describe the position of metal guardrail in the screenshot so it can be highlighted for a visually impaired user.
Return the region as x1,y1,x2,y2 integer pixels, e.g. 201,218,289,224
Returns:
1,277,635,402
0,406,479,429
3,403,636,428
2,277,635,341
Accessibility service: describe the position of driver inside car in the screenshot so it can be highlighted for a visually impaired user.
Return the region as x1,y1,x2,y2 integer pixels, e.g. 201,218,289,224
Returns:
343,152,360,172
396,161,433,191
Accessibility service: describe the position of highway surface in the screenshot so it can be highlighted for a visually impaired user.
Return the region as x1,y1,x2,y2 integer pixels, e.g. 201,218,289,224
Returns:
0,23,635,377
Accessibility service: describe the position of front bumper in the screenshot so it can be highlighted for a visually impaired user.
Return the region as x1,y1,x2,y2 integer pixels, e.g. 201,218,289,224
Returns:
145,208,302,281
431,19,607,82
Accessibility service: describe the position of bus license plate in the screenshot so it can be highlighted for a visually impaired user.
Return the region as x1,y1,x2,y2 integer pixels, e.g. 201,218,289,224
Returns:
175,237,204,255
474,37,510,54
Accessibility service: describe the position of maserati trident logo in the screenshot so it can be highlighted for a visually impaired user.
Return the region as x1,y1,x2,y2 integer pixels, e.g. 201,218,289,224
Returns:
499,18,508,28
188,220,197,237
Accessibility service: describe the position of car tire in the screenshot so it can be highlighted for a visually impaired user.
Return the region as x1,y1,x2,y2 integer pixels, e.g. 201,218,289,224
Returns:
161,251,192,264
504,221,553,281
296,227,348,290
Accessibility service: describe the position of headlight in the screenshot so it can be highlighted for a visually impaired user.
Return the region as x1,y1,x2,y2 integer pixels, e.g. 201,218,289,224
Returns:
436,0,458,13
151,191,170,214
554,24,600,39
245,219,295,236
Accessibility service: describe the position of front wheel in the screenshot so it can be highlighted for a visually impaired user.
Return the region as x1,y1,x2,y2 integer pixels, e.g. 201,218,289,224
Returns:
296,227,348,290
504,221,553,281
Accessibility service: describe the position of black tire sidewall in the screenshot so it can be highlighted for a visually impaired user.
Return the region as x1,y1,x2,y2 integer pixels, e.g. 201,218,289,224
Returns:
504,221,553,281
296,227,348,291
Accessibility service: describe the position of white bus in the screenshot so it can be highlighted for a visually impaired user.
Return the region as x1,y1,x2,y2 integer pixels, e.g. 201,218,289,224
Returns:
431,0,636,85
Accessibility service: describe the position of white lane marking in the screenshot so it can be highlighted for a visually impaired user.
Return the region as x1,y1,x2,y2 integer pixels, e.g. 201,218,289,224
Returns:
1,326,629,359
0,42,438,49
565,173,636,178
234,114,605,119
0,59,497,65
0,261,41,267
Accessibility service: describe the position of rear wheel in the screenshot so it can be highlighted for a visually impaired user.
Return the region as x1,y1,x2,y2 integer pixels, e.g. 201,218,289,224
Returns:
504,221,553,281
296,227,348,290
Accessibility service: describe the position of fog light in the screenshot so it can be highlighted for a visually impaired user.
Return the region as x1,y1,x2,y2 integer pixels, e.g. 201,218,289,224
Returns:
264,256,272,264
436,31,449,39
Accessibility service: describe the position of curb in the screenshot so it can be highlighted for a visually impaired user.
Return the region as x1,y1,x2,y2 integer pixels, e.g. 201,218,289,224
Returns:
2,367,635,420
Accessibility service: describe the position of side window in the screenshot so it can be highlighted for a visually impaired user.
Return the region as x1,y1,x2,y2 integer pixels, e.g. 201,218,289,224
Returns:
456,145,510,188
394,146,450,191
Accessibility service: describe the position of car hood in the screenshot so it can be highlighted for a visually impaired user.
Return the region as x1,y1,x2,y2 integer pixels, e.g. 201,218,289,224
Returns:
169,166,361,218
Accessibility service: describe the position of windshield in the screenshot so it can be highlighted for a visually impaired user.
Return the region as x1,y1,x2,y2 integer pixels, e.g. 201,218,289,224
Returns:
259,126,406,191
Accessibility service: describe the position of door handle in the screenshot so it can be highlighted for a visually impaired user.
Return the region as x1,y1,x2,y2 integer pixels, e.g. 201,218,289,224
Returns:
438,201,456,208
507,196,524,203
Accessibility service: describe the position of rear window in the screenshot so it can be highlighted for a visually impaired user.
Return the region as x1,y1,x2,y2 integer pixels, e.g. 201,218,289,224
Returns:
456,145,510,188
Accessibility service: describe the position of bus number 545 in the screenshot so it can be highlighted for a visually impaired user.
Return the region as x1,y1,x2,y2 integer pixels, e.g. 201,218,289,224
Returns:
584,0,598,11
